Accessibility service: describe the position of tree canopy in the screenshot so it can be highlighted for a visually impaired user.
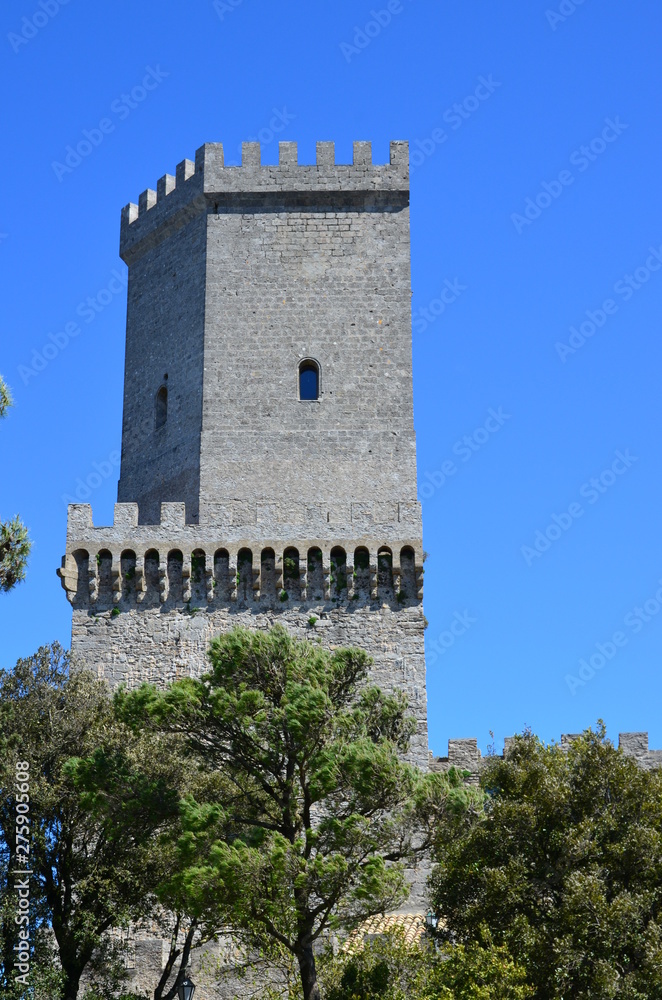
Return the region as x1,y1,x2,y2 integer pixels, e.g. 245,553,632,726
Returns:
116,625,479,1000
430,723,662,1000
0,644,184,1000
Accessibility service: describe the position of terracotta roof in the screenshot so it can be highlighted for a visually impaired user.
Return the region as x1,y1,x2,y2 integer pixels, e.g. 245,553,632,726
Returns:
342,912,427,954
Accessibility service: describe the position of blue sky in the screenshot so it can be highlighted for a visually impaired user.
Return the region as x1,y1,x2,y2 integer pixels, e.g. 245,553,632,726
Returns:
1,0,661,757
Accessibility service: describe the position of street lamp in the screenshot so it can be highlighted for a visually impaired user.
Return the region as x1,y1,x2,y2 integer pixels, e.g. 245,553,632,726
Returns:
176,976,196,1000
425,910,438,931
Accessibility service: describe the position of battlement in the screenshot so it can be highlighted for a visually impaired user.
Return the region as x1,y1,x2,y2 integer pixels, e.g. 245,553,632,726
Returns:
430,732,662,781
120,140,409,264
58,502,424,609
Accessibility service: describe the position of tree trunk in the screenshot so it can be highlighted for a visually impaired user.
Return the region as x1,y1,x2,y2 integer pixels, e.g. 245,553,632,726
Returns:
62,970,81,1000
297,944,321,1000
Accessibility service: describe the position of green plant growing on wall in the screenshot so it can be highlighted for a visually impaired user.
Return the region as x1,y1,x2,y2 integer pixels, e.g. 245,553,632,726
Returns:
283,556,298,580
191,554,204,584
354,550,370,571
307,550,322,572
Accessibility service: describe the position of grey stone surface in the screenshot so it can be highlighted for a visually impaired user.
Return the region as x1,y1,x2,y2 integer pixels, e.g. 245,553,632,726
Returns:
431,731,662,780
59,139,428,998
116,140,415,528
59,136,660,1000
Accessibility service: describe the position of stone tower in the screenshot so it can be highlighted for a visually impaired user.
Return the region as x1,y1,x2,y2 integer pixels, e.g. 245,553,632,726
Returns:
58,139,427,768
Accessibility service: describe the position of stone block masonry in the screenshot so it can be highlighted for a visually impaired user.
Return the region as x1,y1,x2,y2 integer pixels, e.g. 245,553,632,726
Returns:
430,731,662,782
59,135,660,999
58,499,427,766
117,140,415,525
60,137,428,771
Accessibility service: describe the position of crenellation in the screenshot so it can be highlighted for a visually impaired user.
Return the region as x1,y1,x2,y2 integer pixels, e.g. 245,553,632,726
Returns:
121,202,139,226
156,173,175,200
60,134,432,991
431,732,662,780
316,140,335,166
113,502,139,528
176,157,195,184
138,188,157,214
242,141,261,166
353,140,372,166
279,140,298,166
119,140,410,262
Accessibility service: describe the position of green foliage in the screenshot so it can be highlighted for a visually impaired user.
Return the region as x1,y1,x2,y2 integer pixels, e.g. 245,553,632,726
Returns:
354,550,369,571
280,589,289,602
110,606,120,617
117,626,474,1000
283,556,298,580
308,616,318,627
0,644,183,1000
0,516,31,592
191,553,204,582
431,722,662,999
319,927,532,1000
0,375,12,419
0,376,31,593
307,550,322,572
330,553,347,595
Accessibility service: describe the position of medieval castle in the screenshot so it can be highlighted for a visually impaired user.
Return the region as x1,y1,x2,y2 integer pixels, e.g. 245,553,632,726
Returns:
57,139,659,996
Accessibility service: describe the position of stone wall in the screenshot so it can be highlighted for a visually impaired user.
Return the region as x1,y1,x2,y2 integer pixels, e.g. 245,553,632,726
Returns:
59,138,428,999
431,731,662,782
60,501,427,763
116,140,416,526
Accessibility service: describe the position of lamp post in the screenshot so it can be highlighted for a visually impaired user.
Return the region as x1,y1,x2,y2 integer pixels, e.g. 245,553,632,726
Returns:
425,910,438,932
176,975,196,1000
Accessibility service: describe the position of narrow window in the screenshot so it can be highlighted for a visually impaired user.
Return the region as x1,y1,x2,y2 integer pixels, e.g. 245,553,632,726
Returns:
155,386,168,430
299,360,319,401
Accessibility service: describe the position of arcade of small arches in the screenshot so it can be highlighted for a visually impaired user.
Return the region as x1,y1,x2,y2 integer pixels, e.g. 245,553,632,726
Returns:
63,543,424,608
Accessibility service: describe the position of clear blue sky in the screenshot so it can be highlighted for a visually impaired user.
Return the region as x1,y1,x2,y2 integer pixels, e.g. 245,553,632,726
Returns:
2,0,661,757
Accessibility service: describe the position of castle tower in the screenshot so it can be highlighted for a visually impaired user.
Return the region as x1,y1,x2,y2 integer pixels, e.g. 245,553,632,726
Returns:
58,139,428,768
